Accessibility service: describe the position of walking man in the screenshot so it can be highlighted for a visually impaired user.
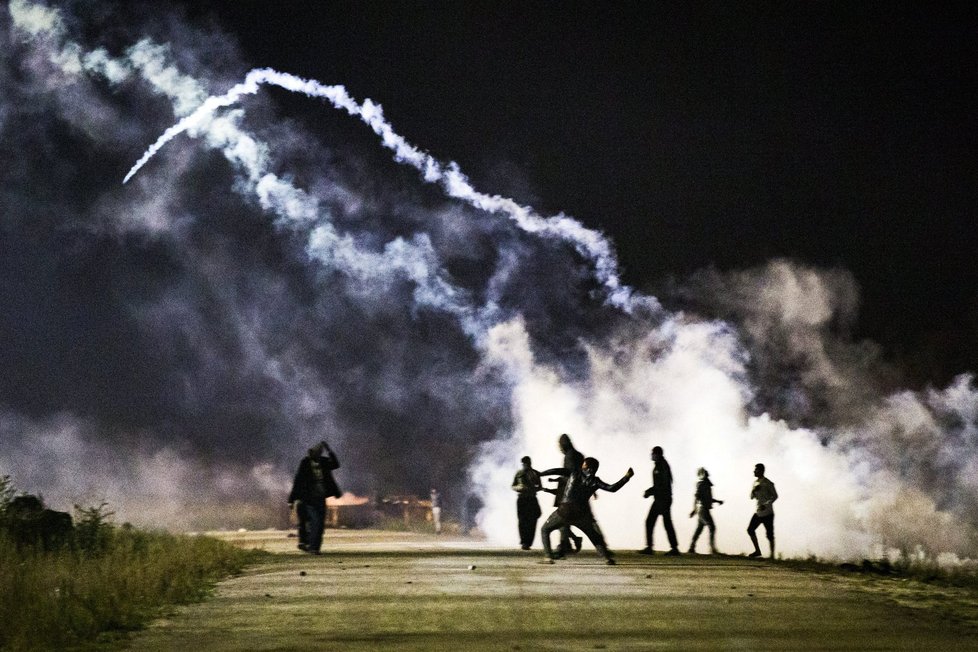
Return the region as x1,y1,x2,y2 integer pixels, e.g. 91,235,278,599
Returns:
747,463,778,559
638,446,680,556
688,467,723,554
288,441,341,555
540,457,634,565
512,456,543,549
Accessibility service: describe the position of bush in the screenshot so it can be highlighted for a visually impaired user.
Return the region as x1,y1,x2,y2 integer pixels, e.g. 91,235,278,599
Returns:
0,475,14,514
0,482,263,650
72,501,114,554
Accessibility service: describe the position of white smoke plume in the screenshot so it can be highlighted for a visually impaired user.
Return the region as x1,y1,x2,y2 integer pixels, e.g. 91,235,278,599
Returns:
121,67,648,315
3,1,977,560
0,409,292,529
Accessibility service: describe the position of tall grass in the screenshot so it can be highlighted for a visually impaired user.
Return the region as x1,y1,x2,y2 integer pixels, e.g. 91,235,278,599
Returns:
888,554,978,588
0,516,263,650
783,553,978,591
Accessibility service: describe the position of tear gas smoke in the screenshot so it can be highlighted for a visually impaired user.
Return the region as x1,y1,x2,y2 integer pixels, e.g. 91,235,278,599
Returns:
2,1,977,558
122,67,646,316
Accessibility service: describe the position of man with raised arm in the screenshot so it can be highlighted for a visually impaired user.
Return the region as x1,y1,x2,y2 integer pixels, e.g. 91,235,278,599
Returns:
539,457,634,565
288,441,341,555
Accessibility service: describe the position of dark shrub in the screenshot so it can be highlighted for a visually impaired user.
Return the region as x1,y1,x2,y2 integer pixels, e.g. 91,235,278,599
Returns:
4,494,74,551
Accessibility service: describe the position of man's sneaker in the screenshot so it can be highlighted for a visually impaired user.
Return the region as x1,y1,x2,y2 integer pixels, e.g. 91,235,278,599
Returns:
605,558,617,566
665,549,681,557
636,547,655,555
542,556,555,564
748,550,762,558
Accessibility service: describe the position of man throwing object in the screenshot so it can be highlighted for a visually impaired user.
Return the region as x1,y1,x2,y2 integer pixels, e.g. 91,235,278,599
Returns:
540,457,634,565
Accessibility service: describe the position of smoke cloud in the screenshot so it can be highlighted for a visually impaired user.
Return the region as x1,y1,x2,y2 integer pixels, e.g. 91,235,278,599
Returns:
2,1,976,558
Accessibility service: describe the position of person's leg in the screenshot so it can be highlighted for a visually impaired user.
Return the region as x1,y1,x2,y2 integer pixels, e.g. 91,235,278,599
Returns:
296,500,308,550
516,499,527,547
689,519,704,553
703,511,717,553
747,514,762,556
529,498,541,548
569,527,583,552
558,526,571,553
540,510,566,560
517,497,532,548
573,516,614,563
661,499,680,553
763,515,775,558
642,503,660,552
305,501,325,553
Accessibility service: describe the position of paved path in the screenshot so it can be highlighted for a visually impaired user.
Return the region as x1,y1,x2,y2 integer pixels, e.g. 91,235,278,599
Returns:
128,530,977,651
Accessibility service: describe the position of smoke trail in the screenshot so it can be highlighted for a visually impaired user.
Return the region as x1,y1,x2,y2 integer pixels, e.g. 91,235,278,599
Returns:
123,68,648,315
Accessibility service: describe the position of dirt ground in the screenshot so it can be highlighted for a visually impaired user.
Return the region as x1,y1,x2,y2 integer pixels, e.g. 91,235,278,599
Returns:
126,529,978,651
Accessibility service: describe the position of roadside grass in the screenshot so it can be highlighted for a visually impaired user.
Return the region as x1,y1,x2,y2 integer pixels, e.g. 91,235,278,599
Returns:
0,512,264,651
779,553,978,590
889,555,978,588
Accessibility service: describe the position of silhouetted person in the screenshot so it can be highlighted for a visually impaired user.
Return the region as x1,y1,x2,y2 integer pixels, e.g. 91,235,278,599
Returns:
540,457,634,565
748,462,778,559
638,446,680,556
288,447,318,551
288,441,341,555
688,467,723,554
512,456,543,549
549,433,584,554
430,488,442,534
463,493,482,534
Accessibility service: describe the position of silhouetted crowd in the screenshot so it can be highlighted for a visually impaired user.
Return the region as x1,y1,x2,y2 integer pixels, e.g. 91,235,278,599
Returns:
512,434,777,563
287,433,778,563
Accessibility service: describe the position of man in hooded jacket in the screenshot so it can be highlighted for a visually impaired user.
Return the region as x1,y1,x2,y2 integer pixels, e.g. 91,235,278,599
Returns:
539,456,633,565
288,441,341,554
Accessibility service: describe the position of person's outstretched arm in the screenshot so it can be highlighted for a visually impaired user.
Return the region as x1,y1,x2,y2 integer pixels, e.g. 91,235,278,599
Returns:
531,469,543,492
596,468,634,493
539,467,570,477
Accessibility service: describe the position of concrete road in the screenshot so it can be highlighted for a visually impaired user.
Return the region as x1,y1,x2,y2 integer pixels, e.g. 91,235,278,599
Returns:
128,530,977,651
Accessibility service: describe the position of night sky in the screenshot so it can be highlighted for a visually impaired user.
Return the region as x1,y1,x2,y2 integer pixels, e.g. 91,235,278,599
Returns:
186,1,978,384
3,1,978,552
